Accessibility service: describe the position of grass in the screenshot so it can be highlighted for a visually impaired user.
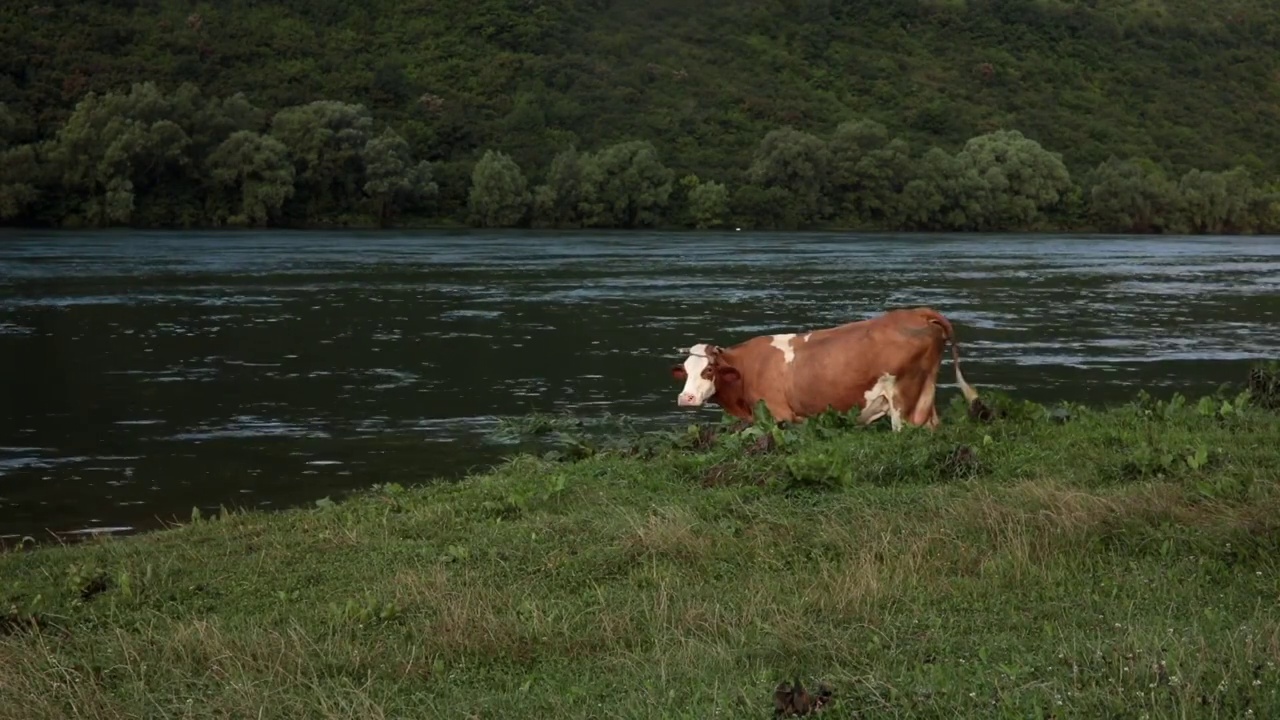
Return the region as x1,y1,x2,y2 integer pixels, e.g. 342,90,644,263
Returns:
2,367,1280,719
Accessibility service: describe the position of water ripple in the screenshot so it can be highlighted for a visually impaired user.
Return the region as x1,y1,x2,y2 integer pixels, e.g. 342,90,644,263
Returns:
2,230,1279,538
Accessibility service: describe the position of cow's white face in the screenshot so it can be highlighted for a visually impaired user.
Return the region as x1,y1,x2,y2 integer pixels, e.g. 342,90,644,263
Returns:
673,344,715,406
670,343,741,407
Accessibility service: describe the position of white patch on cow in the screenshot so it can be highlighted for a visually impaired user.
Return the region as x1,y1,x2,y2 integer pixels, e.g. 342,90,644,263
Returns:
803,333,812,342
676,343,715,406
861,373,903,431
770,333,797,363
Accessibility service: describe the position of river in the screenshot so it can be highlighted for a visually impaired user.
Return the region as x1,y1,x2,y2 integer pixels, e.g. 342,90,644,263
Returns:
2,229,1279,540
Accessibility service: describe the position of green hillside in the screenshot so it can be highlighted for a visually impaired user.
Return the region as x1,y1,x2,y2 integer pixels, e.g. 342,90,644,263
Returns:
2,0,1280,232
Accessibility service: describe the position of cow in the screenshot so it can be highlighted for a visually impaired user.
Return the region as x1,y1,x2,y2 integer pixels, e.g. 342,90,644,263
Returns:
668,307,982,430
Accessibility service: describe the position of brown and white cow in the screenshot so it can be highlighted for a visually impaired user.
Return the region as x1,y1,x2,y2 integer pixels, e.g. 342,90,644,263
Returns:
669,307,981,430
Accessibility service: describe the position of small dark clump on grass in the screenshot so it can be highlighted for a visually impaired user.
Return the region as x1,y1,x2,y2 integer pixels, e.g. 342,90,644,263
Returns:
1249,360,1280,410
773,677,834,716
1,363,1279,719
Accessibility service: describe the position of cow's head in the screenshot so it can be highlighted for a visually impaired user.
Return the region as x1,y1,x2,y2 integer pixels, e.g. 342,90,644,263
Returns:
671,343,741,407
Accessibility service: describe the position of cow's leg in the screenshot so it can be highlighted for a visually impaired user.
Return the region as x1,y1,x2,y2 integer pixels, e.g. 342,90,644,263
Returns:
888,391,904,432
908,375,940,429
762,398,797,424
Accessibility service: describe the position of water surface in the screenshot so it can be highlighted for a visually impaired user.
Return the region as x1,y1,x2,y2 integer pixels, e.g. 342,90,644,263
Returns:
2,229,1278,540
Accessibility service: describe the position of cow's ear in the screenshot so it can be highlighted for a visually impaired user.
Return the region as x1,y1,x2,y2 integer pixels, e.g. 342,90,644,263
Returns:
717,365,741,383
670,363,687,380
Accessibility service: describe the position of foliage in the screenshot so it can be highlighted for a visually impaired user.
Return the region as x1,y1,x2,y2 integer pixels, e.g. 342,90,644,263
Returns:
954,129,1074,230
3,373,1280,717
1086,156,1182,233
205,130,295,227
3,1,1280,232
361,128,438,227
747,127,832,227
584,140,674,228
468,149,530,227
683,175,731,229
531,146,596,228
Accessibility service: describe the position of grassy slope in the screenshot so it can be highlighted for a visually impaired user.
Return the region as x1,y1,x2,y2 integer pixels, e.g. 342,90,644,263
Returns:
3,389,1280,718
3,0,1280,191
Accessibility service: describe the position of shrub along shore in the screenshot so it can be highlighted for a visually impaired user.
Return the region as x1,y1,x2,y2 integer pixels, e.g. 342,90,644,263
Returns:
2,365,1279,719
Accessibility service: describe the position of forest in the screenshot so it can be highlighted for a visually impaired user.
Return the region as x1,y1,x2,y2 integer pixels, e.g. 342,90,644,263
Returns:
2,0,1280,233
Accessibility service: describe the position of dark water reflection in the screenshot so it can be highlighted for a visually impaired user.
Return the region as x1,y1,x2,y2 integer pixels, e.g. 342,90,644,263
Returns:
2,229,1278,539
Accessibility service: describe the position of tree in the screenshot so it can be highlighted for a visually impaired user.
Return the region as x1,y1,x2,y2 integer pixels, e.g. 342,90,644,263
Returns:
685,177,730,229
0,145,42,221
362,128,437,226
953,130,1073,231
1248,183,1280,232
827,118,890,223
468,150,530,227
1176,167,1256,234
184,89,267,158
898,148,987,231
848,138,916,228
270,100,374,219
747,127,831,227
730,183,792,230
532,146,600,228
583,140,674,228
1086,157,1180,233
0,103,16,151
44,82,194,226
206,131,296,227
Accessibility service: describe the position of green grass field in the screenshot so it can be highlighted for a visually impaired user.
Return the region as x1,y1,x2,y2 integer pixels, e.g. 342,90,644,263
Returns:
3,368,1280,719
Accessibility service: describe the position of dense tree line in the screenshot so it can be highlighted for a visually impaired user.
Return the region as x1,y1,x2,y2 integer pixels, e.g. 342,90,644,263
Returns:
2,0,1280,232
2,83,1277,233
468,120,1280,233
0,84,436,228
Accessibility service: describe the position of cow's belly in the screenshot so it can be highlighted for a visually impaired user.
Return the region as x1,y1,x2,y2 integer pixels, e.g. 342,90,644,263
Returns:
784,368,879,418
784,352,923,419
788,389,867,418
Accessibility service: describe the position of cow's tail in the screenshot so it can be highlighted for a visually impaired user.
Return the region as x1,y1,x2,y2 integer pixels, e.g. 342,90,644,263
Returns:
921,308,981,407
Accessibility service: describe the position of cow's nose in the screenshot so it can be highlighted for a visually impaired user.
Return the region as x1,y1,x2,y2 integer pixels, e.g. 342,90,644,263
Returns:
677,393,699,406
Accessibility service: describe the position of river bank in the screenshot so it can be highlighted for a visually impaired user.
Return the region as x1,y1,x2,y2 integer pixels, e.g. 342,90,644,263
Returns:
3,372,1279,719
5,214,1280,236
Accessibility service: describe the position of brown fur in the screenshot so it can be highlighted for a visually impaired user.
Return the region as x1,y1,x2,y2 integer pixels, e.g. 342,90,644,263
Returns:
670,307,981,428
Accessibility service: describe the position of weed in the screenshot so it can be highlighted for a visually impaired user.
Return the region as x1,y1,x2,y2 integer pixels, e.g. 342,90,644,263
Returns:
331,594,402,626
1248,360,1280,410
480,471,570,519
